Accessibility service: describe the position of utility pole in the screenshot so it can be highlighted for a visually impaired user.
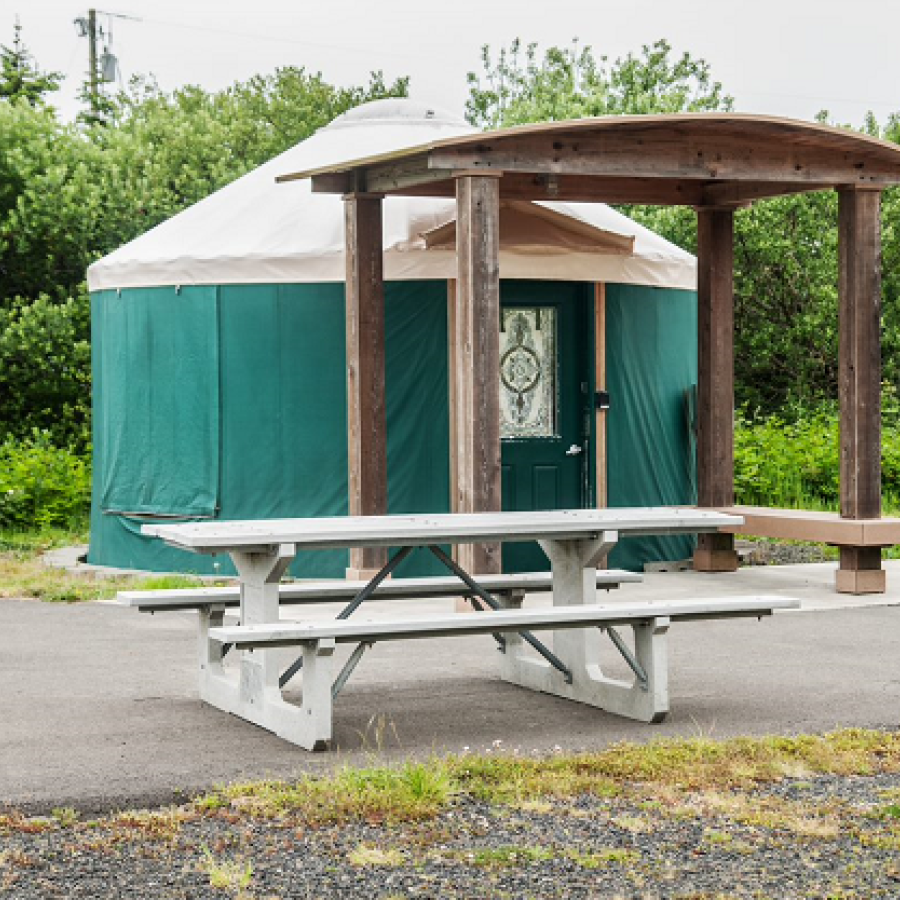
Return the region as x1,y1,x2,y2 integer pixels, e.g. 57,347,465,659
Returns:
74,9,140,120
87,8,98,116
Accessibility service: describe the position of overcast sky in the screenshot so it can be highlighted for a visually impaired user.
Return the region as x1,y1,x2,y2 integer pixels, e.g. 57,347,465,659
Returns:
6,0,900,128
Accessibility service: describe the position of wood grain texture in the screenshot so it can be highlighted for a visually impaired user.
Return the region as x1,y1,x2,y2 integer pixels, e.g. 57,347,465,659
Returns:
344,194,388,572
839,188,882,522
695,208,737,571
454,175,502,574
837,187,883,587
289,113,900,188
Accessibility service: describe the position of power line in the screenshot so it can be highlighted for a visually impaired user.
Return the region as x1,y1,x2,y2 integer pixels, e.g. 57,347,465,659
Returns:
132,14,423,64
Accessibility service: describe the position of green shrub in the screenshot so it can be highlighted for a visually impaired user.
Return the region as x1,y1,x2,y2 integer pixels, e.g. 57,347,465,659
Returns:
0,432,90,529
735,398,900,511
0,287,91,450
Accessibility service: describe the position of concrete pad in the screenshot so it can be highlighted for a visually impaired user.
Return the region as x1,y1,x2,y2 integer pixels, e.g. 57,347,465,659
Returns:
2,563,900,815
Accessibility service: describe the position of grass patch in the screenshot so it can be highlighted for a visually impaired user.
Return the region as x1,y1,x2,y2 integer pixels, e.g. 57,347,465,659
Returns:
192,729,900,828
131,574,206,590
0,550,131,603
464,845,556,868
203,760,457,825
567,847,639,868
0,527,220,602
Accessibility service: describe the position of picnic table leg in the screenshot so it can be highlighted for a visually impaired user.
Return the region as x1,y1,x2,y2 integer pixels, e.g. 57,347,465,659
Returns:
198,603,227,688
232,544,296,701
499,532,670,723
196,543,337,750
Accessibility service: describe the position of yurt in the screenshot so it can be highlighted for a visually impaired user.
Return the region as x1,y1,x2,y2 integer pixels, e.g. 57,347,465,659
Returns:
86,99,699,577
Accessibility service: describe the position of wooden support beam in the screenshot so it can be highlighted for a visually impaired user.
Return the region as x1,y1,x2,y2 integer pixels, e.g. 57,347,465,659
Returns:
837,187,884,594
700,180,834,207
694,207,738,573
344,193,388,578
453,174,502,575
430,134,900,187
311,173,835,207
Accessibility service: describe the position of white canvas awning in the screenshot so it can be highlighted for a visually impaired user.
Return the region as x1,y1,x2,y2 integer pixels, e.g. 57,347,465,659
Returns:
88,99,696,292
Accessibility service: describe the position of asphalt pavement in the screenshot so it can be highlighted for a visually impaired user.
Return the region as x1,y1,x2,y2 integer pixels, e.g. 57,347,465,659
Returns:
2,562,900,814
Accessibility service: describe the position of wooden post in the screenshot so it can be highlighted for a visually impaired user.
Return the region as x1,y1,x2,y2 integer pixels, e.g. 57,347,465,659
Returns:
453,173,502,574
344,192,388,579
693,207,738,572
837,187,884,594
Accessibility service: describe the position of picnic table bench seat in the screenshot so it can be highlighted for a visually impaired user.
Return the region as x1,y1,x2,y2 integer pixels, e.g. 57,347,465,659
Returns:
117,569,642,613
206,594,798,750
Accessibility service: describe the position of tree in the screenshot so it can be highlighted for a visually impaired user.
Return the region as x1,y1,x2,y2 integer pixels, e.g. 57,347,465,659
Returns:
466,39,900,415
0,20,61,106
466,38,732,128
0,65,409,447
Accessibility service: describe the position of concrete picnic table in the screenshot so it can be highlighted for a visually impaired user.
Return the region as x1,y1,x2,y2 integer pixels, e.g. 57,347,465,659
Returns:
140,507,795,749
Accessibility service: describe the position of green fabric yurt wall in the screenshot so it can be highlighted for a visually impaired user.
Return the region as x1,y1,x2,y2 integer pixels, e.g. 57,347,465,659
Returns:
88,280,450,577
605,284,698,570
89,279,697,576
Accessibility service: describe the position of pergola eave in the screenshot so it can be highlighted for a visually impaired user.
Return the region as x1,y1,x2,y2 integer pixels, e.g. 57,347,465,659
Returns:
294,114,900,208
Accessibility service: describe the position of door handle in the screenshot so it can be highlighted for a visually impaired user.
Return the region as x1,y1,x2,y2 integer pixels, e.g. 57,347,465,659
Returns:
565,444,582,456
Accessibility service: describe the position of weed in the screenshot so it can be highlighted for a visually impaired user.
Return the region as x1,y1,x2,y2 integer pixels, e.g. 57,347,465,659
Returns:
567,847,639,868
612,814,651,833
0,849,33,869
510,798,553,814
703,828,732,845
51,807,78,827
678,791,842,839
200,845,253,891
111,808,189,843
465,845,555,867
347,843,405,867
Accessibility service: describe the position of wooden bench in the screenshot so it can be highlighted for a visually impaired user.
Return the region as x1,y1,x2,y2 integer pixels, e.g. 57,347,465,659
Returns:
713,505,900,594
208,594,799,750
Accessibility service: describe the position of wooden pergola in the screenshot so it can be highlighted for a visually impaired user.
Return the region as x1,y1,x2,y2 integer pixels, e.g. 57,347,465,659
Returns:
280,114,900,592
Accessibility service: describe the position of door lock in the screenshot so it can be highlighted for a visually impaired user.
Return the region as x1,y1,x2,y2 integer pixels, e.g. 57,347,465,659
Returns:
565,444,583,456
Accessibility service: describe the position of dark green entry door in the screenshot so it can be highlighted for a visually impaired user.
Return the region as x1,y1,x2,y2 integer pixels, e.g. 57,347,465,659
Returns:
500,282,592,572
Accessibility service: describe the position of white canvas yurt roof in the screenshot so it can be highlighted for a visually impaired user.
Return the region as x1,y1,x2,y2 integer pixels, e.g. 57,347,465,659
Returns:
87,99,696,292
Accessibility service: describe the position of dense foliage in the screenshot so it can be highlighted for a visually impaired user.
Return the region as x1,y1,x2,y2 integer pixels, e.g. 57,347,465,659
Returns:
466,38,732,128
734,392,900,512
0,432,90,528
0,52,408,460
468,38,900,414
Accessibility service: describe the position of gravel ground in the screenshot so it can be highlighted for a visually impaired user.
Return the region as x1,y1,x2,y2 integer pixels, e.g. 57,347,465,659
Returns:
4,771,900,899
738,540,835,566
